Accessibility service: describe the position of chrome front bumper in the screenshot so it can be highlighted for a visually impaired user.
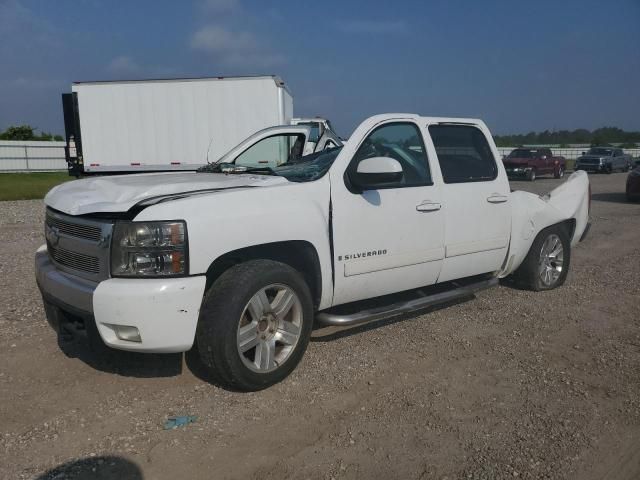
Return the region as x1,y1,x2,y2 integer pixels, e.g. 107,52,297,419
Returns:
35,245,97,315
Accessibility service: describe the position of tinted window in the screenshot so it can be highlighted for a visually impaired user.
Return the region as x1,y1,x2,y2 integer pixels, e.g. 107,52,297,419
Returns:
429,125,498,183
351,122,431,187
508,149,533,158
234,134,305,168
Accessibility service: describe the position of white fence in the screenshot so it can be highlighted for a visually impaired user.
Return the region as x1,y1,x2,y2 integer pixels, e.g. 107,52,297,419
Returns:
0,140,67,172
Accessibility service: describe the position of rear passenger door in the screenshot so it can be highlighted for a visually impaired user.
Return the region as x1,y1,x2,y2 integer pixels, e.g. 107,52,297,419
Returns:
427,123,511,283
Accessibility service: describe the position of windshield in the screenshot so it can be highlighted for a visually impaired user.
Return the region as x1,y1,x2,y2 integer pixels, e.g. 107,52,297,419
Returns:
508,149,533,158
273,146,343,182
588,147,613,155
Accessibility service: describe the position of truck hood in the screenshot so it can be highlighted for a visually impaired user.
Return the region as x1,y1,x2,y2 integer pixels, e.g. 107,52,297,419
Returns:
45,172,289,215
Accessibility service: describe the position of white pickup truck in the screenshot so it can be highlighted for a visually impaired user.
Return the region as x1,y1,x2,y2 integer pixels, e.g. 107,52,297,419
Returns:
36,114,591,391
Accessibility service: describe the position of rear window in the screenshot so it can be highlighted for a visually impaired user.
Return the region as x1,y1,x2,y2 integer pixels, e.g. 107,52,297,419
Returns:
429,125,498,183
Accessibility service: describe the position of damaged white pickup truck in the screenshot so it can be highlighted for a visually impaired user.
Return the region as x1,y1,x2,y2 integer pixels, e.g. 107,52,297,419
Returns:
36,114,590,390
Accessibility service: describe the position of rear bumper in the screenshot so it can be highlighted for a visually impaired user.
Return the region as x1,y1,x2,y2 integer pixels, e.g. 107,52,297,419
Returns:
36,245,207,353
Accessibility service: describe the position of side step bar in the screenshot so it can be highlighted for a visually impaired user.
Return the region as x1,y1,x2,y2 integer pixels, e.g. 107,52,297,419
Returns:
316,277,498,327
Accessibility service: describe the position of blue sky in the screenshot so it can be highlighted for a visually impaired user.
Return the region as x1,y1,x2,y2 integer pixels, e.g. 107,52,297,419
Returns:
1,0,639,137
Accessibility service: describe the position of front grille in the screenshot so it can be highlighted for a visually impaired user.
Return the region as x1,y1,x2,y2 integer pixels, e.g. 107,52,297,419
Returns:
45,208,113,280
46,212,102,241
48,243,100,274
579,158,601,165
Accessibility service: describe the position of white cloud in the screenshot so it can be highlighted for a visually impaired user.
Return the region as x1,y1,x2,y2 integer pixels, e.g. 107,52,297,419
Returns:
337,20,408,34
200,0,241,14
190,25,257,54
190,25,285,68
107,56,142,75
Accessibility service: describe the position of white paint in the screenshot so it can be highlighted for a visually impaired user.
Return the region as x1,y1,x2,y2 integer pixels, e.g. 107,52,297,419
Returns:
0,140,66,172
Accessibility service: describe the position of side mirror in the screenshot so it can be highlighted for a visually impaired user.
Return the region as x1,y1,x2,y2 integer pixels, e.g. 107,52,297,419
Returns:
350,156,403,191
541,155,547,160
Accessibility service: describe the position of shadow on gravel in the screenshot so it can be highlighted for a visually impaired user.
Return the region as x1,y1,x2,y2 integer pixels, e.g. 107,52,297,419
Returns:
311,297,473,342
35,455,143,480
591,192,631,204
58,336,182,378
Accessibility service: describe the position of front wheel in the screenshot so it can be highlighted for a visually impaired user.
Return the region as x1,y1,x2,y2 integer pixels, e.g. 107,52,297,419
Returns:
527,169,536,181
554,167,564,179
196,259,314,391
511,224,571,291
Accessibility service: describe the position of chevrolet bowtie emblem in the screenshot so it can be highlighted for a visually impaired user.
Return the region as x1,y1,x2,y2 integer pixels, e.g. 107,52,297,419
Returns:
45,225,60,247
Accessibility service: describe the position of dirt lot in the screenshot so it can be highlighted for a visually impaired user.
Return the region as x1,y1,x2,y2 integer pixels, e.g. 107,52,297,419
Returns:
1,172,639,480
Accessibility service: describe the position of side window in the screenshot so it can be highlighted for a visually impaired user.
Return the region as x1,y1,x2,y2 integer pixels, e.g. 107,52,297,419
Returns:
428,125,498,183
234,134,305,168
615,149,623,157
351,122,431,186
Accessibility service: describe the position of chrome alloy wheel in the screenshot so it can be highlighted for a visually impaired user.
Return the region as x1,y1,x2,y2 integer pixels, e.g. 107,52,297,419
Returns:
539,233,564,287
236,284,303,373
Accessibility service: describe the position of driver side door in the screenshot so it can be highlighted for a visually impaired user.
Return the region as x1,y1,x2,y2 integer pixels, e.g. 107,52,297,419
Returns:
329,120,445,306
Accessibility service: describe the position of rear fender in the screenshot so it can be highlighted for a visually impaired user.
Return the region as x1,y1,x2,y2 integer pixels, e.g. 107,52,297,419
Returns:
500,171,590,277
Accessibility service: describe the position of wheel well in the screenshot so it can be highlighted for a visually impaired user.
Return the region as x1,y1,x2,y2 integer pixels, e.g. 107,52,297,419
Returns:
204,241,323,309
559,218,576,240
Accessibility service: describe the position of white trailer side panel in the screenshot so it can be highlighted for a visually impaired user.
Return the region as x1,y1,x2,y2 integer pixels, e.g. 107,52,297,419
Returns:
72,77,293,172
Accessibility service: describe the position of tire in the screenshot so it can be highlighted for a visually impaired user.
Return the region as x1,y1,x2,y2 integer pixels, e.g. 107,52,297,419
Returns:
605,164,612,174
554,167,564,179
196,259,314,391
511,224,571,291
527,169,536,181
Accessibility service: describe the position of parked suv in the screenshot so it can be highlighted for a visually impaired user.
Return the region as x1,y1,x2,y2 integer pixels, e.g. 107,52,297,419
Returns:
575,147,632,173
503,148,566,181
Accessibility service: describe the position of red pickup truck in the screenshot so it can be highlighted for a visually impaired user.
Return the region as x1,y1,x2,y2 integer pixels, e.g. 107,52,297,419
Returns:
503,148,566,181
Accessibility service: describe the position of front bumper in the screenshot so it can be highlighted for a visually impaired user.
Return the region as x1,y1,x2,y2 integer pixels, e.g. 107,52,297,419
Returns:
575,163,605,172
504,167,531,177
36,245,207,353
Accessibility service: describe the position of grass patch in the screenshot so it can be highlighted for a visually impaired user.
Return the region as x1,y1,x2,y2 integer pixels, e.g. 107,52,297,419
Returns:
0,172,72,201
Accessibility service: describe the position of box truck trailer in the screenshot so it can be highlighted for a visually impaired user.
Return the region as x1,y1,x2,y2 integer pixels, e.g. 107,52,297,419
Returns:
62,75,298,176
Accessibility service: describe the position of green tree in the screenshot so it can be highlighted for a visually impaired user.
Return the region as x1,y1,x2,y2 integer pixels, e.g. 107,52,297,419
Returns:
1,125,35,140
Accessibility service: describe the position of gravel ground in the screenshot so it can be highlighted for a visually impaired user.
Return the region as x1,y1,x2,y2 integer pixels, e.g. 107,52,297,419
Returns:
0,172,639,480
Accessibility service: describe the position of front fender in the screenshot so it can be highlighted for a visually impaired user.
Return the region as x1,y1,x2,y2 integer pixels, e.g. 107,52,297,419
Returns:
133,176,334,309
500,170,590,277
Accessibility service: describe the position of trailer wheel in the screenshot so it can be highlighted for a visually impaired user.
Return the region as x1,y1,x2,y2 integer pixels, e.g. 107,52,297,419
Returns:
511,224,571,291
196,259,313,391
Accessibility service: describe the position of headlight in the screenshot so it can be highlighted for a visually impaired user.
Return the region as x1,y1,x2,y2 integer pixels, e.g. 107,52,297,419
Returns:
111,221,188,277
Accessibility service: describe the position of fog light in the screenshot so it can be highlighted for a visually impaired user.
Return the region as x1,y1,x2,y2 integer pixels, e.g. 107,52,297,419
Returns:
111,325,142,342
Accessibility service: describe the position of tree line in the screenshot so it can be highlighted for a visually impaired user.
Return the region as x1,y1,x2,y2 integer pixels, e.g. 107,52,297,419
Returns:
493,127,640,148
0,125,63,141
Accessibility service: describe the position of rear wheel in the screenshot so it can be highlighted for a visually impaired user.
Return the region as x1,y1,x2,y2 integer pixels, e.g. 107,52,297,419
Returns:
511,224,571,291
196,259,314,391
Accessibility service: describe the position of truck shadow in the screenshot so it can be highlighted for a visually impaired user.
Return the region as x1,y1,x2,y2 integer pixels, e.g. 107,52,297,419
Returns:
57,336,182,378
34,455,143,480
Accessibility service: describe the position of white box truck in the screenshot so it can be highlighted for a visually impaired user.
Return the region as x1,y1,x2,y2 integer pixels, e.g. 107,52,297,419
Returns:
61,75,294,175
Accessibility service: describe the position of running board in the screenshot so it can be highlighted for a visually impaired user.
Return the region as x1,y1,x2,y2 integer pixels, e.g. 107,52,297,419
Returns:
316,277,498,327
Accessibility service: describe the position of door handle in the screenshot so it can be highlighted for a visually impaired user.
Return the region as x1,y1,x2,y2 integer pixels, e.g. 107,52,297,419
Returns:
487,194,508,204
416,201,441,212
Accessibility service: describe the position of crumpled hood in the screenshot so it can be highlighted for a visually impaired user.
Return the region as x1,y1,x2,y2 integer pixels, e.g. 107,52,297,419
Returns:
45,171,289,215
